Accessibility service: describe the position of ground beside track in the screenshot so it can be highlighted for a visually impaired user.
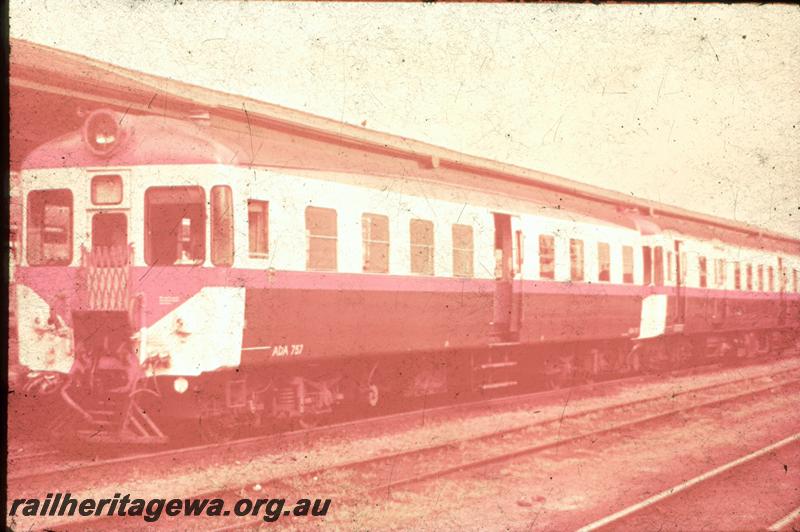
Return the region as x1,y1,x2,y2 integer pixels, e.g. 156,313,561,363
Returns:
7,357,800,530
584,437,799,531
332,382,799,531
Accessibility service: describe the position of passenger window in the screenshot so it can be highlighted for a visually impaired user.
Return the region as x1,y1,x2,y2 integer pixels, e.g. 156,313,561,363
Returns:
597,242,610,282
699,256,708,288
248,200,269,258
410,219,434,275
211,186,234,266
27,189,73,266
306,206,338,271
746,264,753,291
666,251,673,282
653,246,664,286
362,213,389,273
452,224,474,278
734,263,741,290
622,245,634,284
642,246,652,285
145,186,205,266
539,235,555,280
715,259,727,288
780,263,789,292
570,238,584,282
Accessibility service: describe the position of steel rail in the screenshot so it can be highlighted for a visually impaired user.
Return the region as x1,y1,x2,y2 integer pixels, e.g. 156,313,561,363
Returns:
368,374,800,496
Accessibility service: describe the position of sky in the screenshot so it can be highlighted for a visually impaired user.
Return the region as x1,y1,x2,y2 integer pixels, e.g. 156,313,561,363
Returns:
9,1,800,237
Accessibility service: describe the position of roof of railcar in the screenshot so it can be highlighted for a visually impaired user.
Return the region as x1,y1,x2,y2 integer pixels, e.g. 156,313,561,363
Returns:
9,38,799,254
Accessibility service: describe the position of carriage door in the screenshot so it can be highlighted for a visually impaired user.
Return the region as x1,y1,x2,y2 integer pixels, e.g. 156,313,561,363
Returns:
778,257,786,325
674,240,686,326
492,213,523,341
85,172,130,314
89,174,128,252
91,212,128,250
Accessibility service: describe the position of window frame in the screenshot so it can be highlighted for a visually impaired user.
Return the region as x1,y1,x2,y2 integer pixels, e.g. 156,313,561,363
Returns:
362,213,390,274
715,258,727,288
451,223,474,278
409,218,435,276
144,185,207,267
597,242,611,282
305,206,338,272
699,256,708,288
642,246,652,285
539,234,556,280
26,189,74,266
666,251,673,282
746,263,753,291
653,246,664,286
622,245,634,284
247,200,269,259
569,238,584,282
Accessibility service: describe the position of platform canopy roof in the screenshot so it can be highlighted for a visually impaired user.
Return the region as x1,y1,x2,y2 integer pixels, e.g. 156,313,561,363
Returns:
9,38,799,254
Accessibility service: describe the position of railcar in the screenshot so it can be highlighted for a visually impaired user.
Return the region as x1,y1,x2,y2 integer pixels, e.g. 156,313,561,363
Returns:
15,110,800,441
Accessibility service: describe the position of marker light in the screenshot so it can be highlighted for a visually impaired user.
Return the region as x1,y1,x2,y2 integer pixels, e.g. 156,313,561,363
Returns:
173,377,189,394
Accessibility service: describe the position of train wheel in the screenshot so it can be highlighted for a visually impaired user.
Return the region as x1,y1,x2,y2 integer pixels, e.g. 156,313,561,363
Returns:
598,343,620,376
546,354,575,390
366,363,382,408
630,347,642,373
691,337,707,363
672,338,694,367
742,332,759,358
199,416,235,443
367,383,380,407
337,364,381,415
758,332,772,357
297,414,326,430
198,400,236,443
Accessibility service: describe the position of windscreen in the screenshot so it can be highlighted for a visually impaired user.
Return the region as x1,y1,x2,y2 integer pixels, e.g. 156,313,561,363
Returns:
27,189,73,266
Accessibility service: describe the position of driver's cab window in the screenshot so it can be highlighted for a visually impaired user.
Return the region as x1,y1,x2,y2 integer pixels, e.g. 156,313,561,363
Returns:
145,186,205,266
27,189,73,266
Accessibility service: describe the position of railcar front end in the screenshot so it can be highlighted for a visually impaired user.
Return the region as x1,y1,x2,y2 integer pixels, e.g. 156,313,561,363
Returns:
16,111,252,441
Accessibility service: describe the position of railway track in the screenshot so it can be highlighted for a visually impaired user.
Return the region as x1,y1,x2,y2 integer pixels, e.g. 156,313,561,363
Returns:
576,433,800,531
30,357,800,530
6,449,62,475
210,364,800,531
6,354,793,489
364,369,799,497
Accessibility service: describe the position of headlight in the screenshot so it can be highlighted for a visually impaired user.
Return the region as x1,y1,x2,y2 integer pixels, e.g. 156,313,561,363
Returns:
83,109,122,156
173,377,189,394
